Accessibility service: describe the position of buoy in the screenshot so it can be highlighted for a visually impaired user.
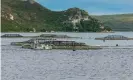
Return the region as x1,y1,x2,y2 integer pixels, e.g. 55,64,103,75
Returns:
73,49,76,51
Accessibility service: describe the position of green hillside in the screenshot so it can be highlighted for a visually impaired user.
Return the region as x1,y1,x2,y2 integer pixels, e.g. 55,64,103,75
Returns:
1,0,111,32
93,14,133,31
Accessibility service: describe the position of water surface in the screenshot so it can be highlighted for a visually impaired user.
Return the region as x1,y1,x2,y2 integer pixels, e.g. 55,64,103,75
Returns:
1,32,133,80
1,32,133,47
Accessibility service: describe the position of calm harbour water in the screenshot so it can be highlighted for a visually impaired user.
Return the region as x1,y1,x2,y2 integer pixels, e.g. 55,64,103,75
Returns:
1,32,133,80
1,32,133,47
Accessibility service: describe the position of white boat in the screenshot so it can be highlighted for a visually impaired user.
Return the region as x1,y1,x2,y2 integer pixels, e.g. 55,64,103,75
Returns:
43,45,52,50
31,39,52,50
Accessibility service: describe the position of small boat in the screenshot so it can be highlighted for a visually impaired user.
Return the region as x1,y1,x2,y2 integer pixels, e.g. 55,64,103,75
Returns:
33,44,52,50
31,39,52,50
43,45,52,50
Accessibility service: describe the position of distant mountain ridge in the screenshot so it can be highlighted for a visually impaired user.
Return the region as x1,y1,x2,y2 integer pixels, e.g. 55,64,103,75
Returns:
1,0,111,32
93,14,133,31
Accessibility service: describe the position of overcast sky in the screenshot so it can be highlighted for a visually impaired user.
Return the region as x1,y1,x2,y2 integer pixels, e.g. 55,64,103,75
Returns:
37,0,133,15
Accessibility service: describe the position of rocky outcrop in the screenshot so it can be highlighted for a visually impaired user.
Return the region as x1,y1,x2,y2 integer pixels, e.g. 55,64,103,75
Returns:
1,0,110,32
67,8,89,25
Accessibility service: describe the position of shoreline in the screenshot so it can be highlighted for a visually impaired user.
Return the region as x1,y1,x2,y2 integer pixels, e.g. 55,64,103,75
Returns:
1,31,133,33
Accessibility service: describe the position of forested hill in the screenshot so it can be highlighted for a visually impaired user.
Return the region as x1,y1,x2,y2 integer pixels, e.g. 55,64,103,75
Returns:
1,0,111,32
93,14,133,31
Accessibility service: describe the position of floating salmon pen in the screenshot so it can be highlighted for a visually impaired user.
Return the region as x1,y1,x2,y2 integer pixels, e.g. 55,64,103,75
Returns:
1,34,81,39
39,34,71,38
38,34,81,38
1,34,23,38
11,38,102,50
95,35,133,40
